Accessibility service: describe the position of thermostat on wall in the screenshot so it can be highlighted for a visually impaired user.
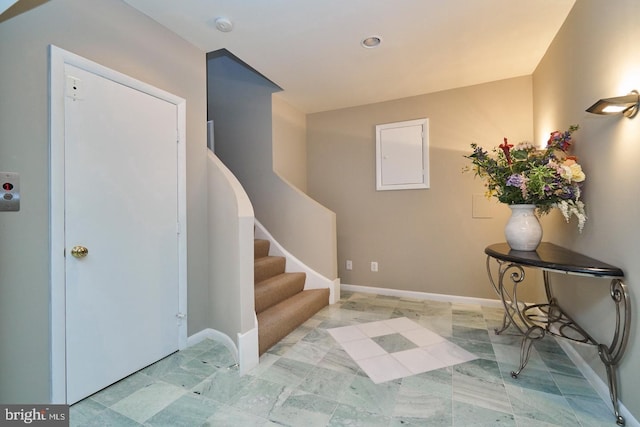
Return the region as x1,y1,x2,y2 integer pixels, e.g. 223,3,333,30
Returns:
0,172,20,212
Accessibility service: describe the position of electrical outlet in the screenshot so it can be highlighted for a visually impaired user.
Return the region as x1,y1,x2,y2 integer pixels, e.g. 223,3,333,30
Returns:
371,261,378,272
346,260,353,270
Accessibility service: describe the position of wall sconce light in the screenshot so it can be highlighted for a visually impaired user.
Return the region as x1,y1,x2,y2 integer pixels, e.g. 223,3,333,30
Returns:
586,90,639,118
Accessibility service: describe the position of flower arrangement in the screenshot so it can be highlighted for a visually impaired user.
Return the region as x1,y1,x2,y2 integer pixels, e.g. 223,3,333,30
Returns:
464,125,587,231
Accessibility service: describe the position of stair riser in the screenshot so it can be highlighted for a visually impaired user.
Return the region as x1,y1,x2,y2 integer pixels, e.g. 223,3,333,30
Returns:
254,239,270,259
254,256,286,283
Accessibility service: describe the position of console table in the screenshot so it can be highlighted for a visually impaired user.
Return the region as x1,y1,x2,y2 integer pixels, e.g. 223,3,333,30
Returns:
485,242,630,426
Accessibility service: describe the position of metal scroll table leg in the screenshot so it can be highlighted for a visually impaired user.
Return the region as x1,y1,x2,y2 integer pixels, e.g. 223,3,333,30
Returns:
486,257,529,337
597,279,630,426
486,257,514,335
486,256,546,378
511,325,545,378
599,345,624,426
494,311,512,335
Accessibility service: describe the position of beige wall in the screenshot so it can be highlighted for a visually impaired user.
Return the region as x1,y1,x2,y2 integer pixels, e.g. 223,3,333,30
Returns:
0,0,209,403
273,94,308,192
307,76,545,300
533,0,640,418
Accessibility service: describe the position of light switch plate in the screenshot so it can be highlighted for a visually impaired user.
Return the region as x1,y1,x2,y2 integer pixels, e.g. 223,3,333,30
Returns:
472,193,494,218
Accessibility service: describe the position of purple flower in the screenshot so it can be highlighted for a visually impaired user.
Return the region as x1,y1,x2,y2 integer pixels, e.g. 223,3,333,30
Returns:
506,174,525,187
558,186,576,199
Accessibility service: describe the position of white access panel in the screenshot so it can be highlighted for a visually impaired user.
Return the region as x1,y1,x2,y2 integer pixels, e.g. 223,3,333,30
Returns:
376,118,429,190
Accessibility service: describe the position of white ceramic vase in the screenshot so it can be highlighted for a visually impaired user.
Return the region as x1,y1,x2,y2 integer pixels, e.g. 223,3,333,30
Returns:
504,204,543,251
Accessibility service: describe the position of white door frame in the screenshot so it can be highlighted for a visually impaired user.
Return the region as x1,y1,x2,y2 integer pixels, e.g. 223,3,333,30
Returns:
48,45,188,403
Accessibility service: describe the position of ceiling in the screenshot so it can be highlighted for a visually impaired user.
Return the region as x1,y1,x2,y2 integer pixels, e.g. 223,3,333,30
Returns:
0,0,18,15
125,0,575,113
0,0,48,22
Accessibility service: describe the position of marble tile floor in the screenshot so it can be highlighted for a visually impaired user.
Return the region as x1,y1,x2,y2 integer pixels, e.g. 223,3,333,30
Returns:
70,291,617,426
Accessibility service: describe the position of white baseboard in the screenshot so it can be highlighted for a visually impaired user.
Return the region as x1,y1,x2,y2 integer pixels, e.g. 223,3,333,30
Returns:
237,315,259,376
340,283,503,308
187,325,260,377
187,328,239,365
555,338,639,427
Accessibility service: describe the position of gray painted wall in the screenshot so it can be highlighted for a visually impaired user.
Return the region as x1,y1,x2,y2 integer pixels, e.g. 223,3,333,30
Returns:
207,52,281,198
0,0,209,403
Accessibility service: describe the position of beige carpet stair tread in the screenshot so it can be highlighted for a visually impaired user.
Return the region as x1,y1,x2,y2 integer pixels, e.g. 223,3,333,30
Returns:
257,288,329,355
255,272,306,314
253,238,330,356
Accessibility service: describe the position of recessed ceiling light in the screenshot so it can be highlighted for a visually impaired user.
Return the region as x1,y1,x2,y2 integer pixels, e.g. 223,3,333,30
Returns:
361,36,382,49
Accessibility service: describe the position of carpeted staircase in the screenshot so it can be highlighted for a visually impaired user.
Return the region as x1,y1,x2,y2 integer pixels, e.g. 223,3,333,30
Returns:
254,238,329,355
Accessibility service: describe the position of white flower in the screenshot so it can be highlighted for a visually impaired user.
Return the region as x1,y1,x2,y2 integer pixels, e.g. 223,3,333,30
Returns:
554,200,587,232
514,141,536,151
569,163,585,182
559,159,586,183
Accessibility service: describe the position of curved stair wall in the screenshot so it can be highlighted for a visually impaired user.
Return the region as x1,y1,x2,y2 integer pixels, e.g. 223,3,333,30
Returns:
205,150,258,374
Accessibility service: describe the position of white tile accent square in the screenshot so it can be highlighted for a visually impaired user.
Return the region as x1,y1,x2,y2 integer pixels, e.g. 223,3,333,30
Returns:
340,338,387,361
401,327,445,347
327,324,367,343
357,354,412,383
384,317,421,332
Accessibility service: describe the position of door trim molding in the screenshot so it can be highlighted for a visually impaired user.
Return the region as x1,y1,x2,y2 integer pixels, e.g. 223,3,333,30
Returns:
48,45,188,403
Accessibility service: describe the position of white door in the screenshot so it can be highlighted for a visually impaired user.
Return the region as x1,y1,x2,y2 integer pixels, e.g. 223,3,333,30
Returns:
63,63,180,404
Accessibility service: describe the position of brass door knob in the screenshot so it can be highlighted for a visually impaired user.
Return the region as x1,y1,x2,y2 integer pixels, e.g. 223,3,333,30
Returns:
71,245,89,258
